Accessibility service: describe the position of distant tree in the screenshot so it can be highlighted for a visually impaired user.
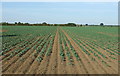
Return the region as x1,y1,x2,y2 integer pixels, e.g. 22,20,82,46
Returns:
85,24,88,26
24,23,29,25
42,22,47,25
80,24,82,27
15,22,17,25
54,24,60,26
2,22,8,26
17,22,23,25
100,23,104,26
54,24,57,26
49,24,54,26
67,23,76,26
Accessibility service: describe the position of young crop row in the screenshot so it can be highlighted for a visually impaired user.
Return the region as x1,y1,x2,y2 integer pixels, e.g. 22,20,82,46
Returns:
63,33,81,61
36,34,54,62
68,33,111,67
3,36,42,61
82,40,118,60
2,26,57,62
59,29,81,64
61,26,118,53
45,35,55,56
1,36,35,56
64,28,118,61
59,30,66,61
2,37,37,62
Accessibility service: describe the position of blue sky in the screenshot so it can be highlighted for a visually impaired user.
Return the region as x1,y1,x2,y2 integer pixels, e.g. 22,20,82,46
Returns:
2,2,118,25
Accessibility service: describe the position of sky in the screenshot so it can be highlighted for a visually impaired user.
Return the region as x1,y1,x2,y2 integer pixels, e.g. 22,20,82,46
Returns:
2,2,118,25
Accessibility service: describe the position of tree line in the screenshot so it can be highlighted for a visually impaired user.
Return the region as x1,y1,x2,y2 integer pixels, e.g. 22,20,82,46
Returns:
1,22,106,26
1,22,77,26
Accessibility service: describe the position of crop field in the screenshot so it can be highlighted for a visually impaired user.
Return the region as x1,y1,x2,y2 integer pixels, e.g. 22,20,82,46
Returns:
1,26,119,74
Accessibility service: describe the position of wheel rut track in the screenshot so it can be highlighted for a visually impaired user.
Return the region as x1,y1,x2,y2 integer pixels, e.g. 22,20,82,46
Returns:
46,28,58,74
57,31,67,74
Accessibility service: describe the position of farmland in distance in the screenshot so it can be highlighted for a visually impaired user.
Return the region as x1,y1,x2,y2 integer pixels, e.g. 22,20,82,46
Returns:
1,26,119,74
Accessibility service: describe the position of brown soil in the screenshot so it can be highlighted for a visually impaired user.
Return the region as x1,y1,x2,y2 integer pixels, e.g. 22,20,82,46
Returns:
63,35,86,74
56,31,66,74
80,39,118,69
97,32,119,37
27,39,51,74
0,30,7,32
2,37,42,74
2,27,118,74
61,29,98,74
61,28,118,74
46,29,58,74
